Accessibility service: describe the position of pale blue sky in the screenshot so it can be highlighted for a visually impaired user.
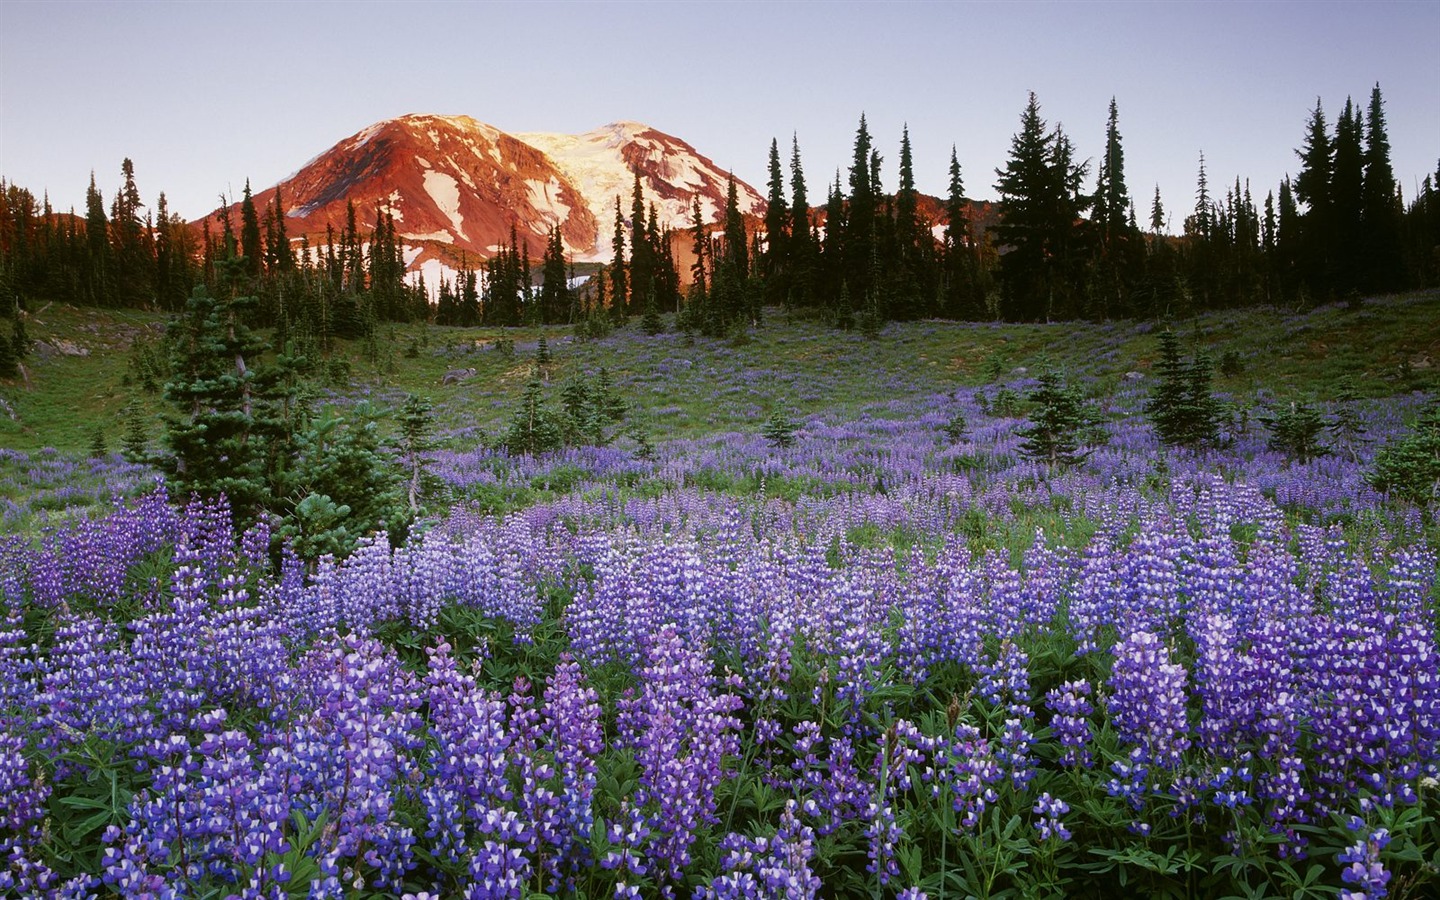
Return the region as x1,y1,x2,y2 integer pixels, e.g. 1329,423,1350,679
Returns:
2,0,1436,232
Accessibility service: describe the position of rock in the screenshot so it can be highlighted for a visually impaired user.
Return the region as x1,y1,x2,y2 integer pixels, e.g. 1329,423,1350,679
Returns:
1124,371,1145,381
441,366,477,385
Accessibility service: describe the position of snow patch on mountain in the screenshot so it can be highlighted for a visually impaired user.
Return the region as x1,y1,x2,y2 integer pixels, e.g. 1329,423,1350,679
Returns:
526,177,571,225
423,171,467,241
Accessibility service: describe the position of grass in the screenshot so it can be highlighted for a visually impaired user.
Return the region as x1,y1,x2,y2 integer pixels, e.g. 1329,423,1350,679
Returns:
2,290,1437,457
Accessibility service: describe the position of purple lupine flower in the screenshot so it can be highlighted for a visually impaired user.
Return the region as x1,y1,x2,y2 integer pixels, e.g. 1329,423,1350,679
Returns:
1032,792,1072,842
1337,818,1391,900
1044,679,1094,768
1108,630,1191,769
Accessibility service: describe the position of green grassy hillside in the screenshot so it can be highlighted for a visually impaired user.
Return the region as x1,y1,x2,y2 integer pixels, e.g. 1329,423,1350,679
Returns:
1,291,1436,455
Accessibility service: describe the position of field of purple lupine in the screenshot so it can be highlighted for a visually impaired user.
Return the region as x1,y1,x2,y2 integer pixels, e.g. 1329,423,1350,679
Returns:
2,309,1438,899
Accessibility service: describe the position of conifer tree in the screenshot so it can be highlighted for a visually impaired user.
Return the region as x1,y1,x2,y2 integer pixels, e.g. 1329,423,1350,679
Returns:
762,403,798,449
1368,402,1440,507
788,134,814,307
1092,99,1132,246
1147,331,1222,448
1361,83,1403,292
1295,99,1335,297
266,184,294,273
540,225,569,324
993,93,1088,320
240,179,263,280
723,172,749,282
611,196,628,314
762,137,790,304
890,123,931,320
628,174,652,316
83,172,111,305
394,394,437,513
689,196,708,298
941,146,978,319
1262,399,1329,463
161,259,303,521
1018,368,1100,466
504,373,564,456
110,158,152,307
1331,98,1365,296
843,114,877,305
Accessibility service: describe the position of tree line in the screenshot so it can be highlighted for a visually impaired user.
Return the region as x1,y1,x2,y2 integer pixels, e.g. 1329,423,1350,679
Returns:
2,84,1438,340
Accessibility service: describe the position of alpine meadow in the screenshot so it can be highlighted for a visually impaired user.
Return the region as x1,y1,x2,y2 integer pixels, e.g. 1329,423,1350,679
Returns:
4,47,1440,900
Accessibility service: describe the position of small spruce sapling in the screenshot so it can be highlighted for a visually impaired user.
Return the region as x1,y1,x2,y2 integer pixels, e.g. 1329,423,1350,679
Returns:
1328,377,1368,462
1368,403,1440,507
1261,399,1329,463
763,404,799,449
88,426,108,459
1147,331,1223,448
394,394,438,514
121,407,150,464
943,411,968,444
503,373,564,456
1017,369,1102,466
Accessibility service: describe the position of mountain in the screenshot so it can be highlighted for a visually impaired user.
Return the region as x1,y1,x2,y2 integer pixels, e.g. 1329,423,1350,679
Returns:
201,114,765,276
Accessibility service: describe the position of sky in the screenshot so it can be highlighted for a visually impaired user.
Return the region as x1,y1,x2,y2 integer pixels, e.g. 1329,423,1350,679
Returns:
2,0,1437,234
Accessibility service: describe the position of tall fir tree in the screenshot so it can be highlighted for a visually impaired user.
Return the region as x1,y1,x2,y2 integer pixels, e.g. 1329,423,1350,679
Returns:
610,195,628,315
83,171,111,306
239,179,263,280
1331,97,1366,296
1092,98,1132,245
722,172,750,282
890,123,932,320
1295,98,1335,298
1361,83,1404,292
993,93,1089,320
762,137,790,305
788,134,814,308
110,158,152,307
843,114,878,305
942,146,980,318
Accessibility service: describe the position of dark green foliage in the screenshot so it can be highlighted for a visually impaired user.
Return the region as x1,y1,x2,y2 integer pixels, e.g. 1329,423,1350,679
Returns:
239,180,262,280
941,146,983,319
1147,331,1223,448
1261,400,1329,463
394,394,439,514
1017,369,1102,466
1361,84,1404,292
121,405,150,463
161,276,300,520
0,298,16,378
1327,378,1368,462
641,290,663,335
760,137,790,305
539,226,570,324
992,93,1090,321
503,373,565,456
88,426,108,459
625,421,654,460
1368,404,1440,506
126,332,169,393
279,403,410,556
762,404,798,449
943,411,967,444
